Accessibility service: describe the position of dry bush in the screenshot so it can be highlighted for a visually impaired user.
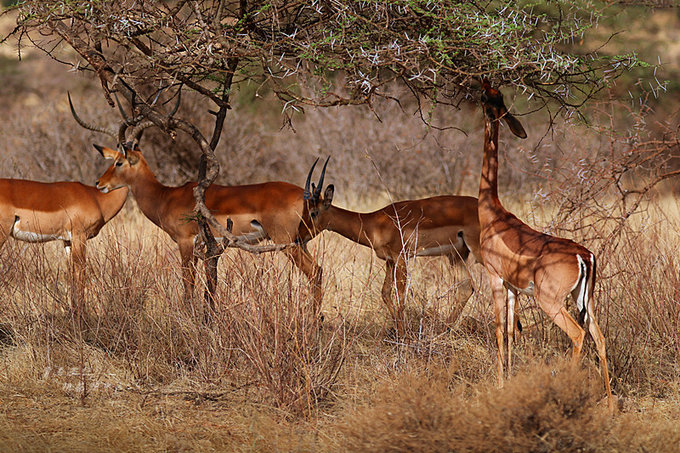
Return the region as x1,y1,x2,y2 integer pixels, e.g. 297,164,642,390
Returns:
215,249,349,416
597,219,680,394
338,360,679,452
0,212,350,415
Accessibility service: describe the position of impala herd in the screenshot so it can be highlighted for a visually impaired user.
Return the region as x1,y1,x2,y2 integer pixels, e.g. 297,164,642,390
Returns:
0,82,614,411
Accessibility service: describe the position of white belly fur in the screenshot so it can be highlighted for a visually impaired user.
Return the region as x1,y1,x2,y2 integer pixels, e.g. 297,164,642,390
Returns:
195,220,268,245
11,218,71,243
416,243,460,257
415,234,465,257
505,280,535,296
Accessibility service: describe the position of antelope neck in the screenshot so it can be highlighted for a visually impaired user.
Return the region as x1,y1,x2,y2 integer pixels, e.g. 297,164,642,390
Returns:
478,116,503,218
98,187,129,223
324,205,373,248
128,165,171,225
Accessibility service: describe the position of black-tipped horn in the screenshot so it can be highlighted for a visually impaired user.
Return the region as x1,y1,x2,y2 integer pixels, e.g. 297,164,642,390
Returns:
304,158,320,201
68,92,117,139
114,93,131,124
118,122,130,147
313,156,330,200
168,88,182,117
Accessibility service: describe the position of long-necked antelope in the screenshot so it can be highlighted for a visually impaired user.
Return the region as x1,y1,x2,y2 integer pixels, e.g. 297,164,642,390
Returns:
477,80,613,411
298,159,486,336
0,179,128,314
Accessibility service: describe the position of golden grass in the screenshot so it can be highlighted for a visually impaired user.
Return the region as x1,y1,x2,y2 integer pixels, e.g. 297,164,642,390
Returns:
0,201,677,451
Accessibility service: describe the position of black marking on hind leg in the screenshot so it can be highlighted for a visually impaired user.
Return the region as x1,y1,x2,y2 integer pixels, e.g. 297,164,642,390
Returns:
577,256,589,327
457,231,470,261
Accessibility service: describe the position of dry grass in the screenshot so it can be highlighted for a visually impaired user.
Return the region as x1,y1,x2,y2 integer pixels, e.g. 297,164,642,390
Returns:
1,46,680,451
337,360,680,453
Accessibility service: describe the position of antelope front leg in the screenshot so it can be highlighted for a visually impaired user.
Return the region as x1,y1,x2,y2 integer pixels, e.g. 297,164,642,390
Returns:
506,287,518,374
446,257,474,326
284,245,324,319
178,239,197,303
393,257,409,337
67,237,87,321
381,260,401,335
489,275,507,387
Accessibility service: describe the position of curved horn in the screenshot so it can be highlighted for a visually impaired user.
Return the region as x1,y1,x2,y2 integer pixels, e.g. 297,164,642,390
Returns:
118,122,130,146
114,92,132,124
168,88,182,117
68,92,117,139
313,156,330,200
128,121,157,149
304,158,319,201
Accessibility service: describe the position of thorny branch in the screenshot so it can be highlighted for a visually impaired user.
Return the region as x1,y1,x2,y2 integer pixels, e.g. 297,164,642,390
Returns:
43,15,297,256
1,0,666,270
6,1,646,118
536,92,680,259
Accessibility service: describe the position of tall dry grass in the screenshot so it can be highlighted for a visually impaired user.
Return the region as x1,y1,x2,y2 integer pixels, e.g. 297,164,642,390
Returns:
0,54,679,450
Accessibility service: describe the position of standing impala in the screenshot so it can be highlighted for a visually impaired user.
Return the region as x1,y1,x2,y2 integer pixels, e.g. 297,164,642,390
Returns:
0,179,128,314
69,94,324,311
92,143,324,309
299,159,488,336
477,80,613,411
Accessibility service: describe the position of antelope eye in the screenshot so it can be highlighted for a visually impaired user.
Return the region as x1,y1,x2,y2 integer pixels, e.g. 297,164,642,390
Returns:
115,161,123,167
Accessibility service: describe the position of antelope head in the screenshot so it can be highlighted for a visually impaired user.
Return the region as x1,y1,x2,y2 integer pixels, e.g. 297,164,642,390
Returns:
480,79,527,139
298,156,333,241
93,117,155,193
92,143,146,193
68,91,157,193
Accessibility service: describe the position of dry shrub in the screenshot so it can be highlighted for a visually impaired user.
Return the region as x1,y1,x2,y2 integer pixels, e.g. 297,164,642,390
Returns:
599,221,680,394
458,362,612,453
340,369,459,452
79,226,243,385
339,360,680,452
84,233,152,353
339,361,600,452
218,250,348,416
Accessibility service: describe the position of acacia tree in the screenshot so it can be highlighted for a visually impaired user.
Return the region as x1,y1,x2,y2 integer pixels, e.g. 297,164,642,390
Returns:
2,0,641,304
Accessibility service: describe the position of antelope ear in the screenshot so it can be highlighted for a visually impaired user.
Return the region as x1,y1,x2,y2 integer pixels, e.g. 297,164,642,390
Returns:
93,144,120,160
503,112,527,139
323,185,334,208
126,151,140,166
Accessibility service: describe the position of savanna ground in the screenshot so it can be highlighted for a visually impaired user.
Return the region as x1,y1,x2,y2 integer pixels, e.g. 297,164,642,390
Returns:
2,9,680,453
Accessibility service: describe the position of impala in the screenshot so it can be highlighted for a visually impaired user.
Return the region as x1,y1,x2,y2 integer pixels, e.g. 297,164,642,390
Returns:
299,159,492,336
91,143,325,309
0,178,128,314
477,80,613,411
68,93,325,310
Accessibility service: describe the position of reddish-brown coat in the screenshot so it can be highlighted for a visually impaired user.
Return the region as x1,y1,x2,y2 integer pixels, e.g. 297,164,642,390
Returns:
477,82,613,412
94,145,322,306
0,178,129,314
300,187,481,335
